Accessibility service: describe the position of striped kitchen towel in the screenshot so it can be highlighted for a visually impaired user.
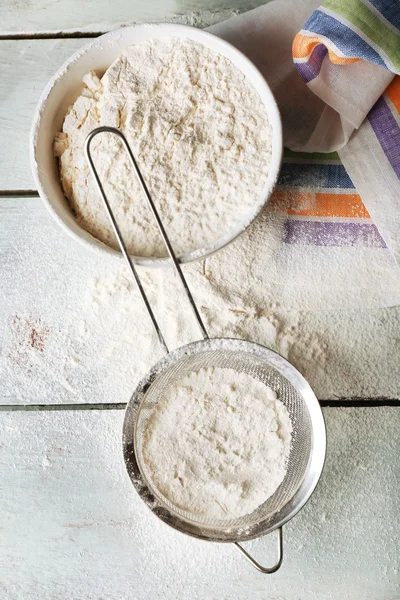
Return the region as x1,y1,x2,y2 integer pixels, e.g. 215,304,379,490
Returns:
269,149,385,249
293,1,400,79
292,0,400,264
210,0,400,290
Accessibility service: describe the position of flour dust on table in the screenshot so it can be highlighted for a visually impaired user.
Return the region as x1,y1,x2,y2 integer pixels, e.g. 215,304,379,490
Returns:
54,37,272,257
4,217,399,408
76,263,330,403
142,366,292,521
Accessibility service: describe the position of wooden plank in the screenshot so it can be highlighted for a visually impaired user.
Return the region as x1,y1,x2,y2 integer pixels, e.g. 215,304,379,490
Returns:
0,407,399,598
0,1,262,35
1,196,399,405
0,39,87,190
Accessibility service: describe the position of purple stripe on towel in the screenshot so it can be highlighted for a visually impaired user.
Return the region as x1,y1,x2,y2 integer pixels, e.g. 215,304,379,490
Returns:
368,95,400,181
283,220,386,247
296,44,328,83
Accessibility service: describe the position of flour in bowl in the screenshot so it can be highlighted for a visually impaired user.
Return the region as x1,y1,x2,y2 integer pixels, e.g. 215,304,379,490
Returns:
142,366,292,521
54,37,272,257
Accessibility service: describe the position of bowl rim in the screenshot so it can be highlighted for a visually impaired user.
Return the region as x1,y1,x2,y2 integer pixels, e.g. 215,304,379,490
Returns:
30,23,283,267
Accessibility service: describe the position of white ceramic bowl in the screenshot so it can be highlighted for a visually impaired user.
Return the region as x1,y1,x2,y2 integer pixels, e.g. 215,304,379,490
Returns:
31,24,282,266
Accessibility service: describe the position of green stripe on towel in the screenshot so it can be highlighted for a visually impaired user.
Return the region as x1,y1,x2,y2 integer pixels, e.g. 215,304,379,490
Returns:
324,0,400,72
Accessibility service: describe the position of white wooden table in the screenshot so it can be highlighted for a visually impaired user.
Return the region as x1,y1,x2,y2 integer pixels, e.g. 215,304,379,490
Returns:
0,2,399,598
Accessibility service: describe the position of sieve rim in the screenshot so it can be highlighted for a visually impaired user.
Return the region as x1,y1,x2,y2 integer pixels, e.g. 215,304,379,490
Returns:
122,337,326,543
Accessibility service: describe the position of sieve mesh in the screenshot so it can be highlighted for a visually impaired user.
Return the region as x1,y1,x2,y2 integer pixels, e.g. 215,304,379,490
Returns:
133,344,312,533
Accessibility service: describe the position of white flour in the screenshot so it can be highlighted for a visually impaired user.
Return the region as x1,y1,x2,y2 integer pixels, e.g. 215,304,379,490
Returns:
54,37,272,257
142,366,292,520
2,197,399,409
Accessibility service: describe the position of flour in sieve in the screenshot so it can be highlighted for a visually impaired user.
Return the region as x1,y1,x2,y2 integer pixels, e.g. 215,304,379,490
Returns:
142,366,292,521
54,37,272,257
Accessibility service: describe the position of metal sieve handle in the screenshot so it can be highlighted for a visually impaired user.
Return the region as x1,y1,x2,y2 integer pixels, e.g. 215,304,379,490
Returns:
86,128,283,572
85,126,209,354
235,526,283,574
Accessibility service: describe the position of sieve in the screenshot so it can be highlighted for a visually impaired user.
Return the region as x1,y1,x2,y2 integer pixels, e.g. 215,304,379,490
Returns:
85,126,326,574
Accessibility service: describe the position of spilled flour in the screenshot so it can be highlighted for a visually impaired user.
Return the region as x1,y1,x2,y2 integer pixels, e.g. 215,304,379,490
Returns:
77,258,330,403
2,203,399,408
6,181,399,406
142,367,292,520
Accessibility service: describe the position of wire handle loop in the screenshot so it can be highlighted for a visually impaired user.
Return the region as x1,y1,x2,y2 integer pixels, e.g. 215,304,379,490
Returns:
235,526,283,574
85,126,209,353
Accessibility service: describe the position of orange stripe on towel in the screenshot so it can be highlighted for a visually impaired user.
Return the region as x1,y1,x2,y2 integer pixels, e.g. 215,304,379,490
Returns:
268,190,370,218
292,33,359,65
326,50,359,65
386,76,400,115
